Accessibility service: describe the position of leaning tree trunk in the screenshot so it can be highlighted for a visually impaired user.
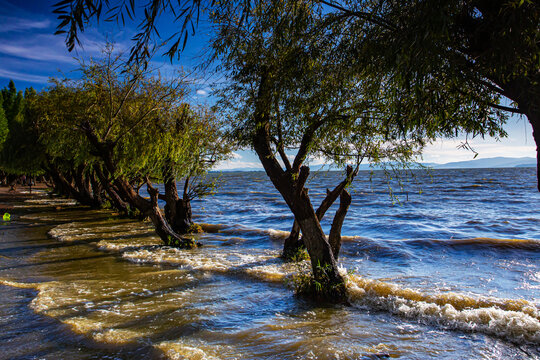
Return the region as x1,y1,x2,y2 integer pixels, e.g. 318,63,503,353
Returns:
502,78,540,191
161,166,194,234
251,69,346,300
73,164,102,208
94,166,130,215
328,189,352,260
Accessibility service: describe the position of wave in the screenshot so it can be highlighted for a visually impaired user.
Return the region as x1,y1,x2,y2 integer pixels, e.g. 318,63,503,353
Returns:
155,341,221,360
8,212,539,348
405,237,540,250
347,275,540,344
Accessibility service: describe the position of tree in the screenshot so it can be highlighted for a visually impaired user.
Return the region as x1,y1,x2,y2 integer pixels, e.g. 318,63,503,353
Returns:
0,81,45,177
0,94,8,149
212,1,440,299
318,0,539,189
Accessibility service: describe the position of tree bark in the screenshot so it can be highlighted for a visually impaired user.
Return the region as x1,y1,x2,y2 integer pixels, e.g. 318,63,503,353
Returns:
500,79,540,191
95,165,130,215
161,166,194,234
328,189,352,260
73,164,101,207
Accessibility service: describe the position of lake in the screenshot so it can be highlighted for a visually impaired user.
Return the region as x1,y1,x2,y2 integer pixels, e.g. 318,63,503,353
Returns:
0,167,539,359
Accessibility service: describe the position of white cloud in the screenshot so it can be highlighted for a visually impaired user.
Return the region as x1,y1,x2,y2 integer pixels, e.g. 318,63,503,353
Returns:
422,137,536,164
196,89,208,96
0,69,49,84
214,159,262,170
0,35,77,63
0,16,51,32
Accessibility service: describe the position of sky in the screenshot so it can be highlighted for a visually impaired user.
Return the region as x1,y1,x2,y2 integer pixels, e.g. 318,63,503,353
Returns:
0,0,536,170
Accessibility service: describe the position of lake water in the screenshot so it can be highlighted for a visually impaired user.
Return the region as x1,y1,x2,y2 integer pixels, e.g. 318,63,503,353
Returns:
0,167,539,359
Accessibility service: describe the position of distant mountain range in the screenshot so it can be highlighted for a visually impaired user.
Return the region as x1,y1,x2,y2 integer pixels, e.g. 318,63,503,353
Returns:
429,156,536,169
218,157,536,172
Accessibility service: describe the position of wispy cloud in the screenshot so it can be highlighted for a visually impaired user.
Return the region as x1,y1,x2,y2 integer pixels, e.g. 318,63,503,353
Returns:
196,89,208,96
0,69,49,84
0,40,76,63
0,16,51,32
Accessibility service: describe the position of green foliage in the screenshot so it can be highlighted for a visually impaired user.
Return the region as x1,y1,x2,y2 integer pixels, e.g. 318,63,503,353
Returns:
0,81,45,175
0,94,8,148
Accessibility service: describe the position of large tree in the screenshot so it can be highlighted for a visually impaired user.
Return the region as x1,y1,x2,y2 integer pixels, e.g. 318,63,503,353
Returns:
212,0,505,299
318,0,539,189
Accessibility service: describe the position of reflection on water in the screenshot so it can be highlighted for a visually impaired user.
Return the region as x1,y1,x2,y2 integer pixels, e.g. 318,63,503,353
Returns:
0,168,539,359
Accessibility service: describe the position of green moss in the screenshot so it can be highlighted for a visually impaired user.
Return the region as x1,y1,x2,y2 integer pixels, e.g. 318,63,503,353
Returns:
281,246,309,262
288,261,348,303
186,223,203,234
166,234,200,249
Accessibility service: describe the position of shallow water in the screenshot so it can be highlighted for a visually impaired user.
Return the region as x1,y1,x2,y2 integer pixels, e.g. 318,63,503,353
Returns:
0,168,539,359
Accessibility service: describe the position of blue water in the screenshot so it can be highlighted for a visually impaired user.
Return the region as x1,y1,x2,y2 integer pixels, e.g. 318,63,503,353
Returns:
188,168,540,302
194,168,539,240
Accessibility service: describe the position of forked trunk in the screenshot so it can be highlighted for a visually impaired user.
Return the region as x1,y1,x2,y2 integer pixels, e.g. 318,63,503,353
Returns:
94,166,130,215
252,69,345,300
283,166,357,260
163,173,194,234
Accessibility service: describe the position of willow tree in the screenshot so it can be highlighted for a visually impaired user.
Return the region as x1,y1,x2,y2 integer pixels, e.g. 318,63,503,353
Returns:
209,1,433,299
315,0,539,189
38,49,228,247
155,104,231,234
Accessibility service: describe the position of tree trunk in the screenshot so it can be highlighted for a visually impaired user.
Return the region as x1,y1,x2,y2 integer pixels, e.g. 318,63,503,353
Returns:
161,167,194,234
73,164,101,207
89,169,105,207
47,164,77,198
95,166,129,214
328,189,352,260
251,69,345,300
502,80,540,191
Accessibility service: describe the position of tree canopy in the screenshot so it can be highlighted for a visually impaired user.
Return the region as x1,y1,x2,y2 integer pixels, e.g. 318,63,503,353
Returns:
53,0,537,188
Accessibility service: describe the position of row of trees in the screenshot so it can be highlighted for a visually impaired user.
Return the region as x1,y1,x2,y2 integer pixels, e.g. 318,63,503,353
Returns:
0,51,231,248
36,0,537,300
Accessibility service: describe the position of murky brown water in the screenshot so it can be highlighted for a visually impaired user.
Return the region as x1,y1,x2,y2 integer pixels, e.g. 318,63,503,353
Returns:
0,184,539,359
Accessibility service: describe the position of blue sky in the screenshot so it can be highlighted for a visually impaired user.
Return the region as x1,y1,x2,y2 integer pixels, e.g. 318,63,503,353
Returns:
0,0,535,170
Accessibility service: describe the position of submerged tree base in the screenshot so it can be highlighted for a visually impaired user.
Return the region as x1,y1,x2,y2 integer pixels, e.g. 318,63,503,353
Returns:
289,262,349,303
281,244,309,262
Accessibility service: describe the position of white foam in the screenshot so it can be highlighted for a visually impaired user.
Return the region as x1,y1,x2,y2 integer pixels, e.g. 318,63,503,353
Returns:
347,275,540,344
